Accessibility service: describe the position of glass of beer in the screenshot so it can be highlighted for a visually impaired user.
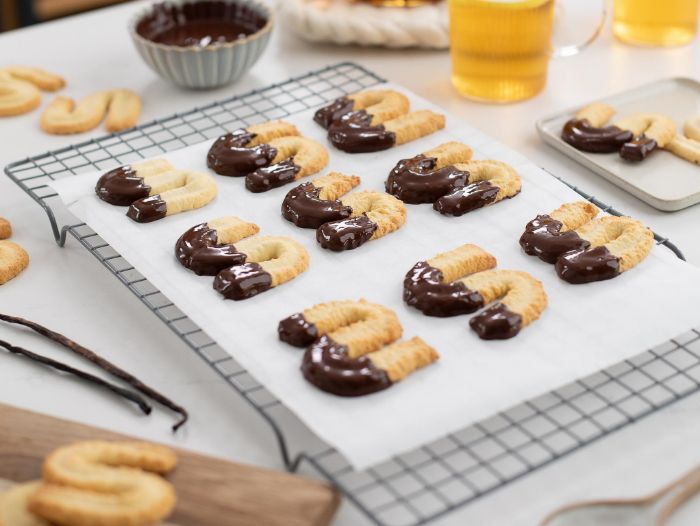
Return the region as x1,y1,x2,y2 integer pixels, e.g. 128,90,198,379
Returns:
613,0,699,47
448,0,605,103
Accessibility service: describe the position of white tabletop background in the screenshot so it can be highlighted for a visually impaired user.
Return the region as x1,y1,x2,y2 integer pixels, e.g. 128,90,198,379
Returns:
2,1,700,524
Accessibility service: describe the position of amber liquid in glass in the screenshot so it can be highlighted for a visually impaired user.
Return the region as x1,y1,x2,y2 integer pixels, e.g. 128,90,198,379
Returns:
448,0,555,103
613,0,699,47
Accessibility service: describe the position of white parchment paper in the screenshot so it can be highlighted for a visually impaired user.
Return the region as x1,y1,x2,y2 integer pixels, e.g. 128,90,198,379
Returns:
50,85,700,469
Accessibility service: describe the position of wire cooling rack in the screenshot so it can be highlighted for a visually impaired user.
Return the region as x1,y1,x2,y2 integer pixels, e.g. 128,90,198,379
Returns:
6,62,700,526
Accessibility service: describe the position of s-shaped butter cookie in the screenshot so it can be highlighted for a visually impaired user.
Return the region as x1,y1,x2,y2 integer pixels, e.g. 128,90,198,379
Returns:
41,89,141,134
282,172,361,228
0,66,64,117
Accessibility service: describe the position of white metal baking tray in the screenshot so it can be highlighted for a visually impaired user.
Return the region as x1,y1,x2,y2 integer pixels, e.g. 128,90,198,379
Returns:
536,77,700,212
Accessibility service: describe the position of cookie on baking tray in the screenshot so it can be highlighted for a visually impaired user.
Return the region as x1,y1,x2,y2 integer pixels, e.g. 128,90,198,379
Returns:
385,141,522,216
95,158,218,223
41,89,141,134
175,216,309,300
314,89,446,153
404,244,547,340
282,172,361,228
520,201,654,284
279,300,438,396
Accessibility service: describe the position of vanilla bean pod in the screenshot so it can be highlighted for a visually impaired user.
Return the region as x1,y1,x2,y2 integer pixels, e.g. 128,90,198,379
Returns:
0,339,152,415
0,313,188,431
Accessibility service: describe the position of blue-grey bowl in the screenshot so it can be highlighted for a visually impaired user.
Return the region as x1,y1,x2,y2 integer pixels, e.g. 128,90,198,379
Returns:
129,0,273,89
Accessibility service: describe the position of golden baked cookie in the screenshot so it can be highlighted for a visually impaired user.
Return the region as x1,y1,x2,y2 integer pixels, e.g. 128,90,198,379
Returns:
0,240,29,285
663,117,700,165
281,299,439,396
434,159,521,216
383,110,446,146
575,102,616,127
0,482,48,526
316,190,407,251
245,136,329,192
279,299,403,357
206,120,300,177
0,218,11,240
29,441,176,526
175,216,260,275
282,172,361,229
615,113,677,148
520,201,654,284
0,66,64,117
404,244,498,317
40,89,141,134
213,235,309,300
348,90,411,125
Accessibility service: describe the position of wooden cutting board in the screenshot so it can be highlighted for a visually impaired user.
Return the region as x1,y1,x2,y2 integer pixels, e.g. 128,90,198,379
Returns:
0,404,340,526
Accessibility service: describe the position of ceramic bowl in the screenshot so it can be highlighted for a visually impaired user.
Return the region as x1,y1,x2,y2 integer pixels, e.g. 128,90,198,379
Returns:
129,0,273,89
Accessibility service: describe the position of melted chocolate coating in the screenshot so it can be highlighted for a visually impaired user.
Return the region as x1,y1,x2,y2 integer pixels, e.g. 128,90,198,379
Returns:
328,110,396,153
95,165,151,206
561,119,634,153
281,182,353,229
433,181,499,216
519,215,591,264
403,262,484,317
316,215,378,251
469,303,523,340
620,135,657,162
127,195,167,223
136,1,267,48
385,155,469,204
175,222,246,276
278,313,318,347
245,158,301,193
301,336,392,397
555,246,621,284
214,262,273,300
314,97,355,129
207,129,278,177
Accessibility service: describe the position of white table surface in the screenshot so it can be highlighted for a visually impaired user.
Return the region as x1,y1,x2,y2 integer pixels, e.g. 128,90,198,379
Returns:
3,2,700,524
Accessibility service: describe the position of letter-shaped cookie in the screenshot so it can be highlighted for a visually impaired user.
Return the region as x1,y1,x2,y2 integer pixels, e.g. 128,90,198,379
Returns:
28,441,176,526
614,112,676,161
41,90,141,134
520,201,654,284
316,190,407,251
175,216,260,275
315,89,446,153
404,244,547,339
245,136,329,193
213,236,309,300
0,66,64,117
206,120,300,177
282,172,361,228
95,159,218,223
664,116,700,165
279,300,438,396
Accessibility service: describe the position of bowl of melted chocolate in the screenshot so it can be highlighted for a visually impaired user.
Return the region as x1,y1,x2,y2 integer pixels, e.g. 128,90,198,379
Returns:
130,0,273,88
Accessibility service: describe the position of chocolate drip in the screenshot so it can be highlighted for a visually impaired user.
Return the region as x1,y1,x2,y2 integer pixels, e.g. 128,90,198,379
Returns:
519,214,591,264
245,158,301,193
207,129,278,177
620,135,657,162
301,336,392,397
95,165,151,206
403,262,484,317
127,195,167,223
278,313,318,347
316,215,378,251
470,303,523,340
314,97,355,129
214,262,273,300
555,246,621,284
561,119,634,153
385,154,469,204
282,182,353,229
175,222,246,276
136,1,267,48
434,181,499,216
328,110,396,153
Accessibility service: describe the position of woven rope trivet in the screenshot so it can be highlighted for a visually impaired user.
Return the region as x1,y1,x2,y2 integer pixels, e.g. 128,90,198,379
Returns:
277,0,449,49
